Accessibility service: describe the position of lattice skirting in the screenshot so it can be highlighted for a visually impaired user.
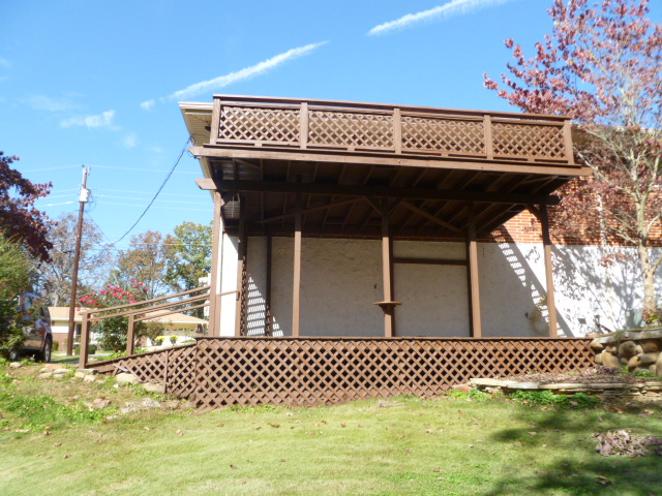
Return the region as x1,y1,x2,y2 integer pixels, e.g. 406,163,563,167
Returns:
90,337,592,409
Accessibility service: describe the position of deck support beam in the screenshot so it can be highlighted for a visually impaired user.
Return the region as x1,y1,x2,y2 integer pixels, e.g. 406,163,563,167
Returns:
466,214,482,338
379,209,397,338
208,192,222,337
292,201,302,337
265,232,273,336
234,202,247,337
126,315,135,355
539,204,558,337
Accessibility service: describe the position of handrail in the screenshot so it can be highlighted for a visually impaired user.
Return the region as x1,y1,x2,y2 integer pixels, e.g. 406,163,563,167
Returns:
210,95,576,166
79,286,223,368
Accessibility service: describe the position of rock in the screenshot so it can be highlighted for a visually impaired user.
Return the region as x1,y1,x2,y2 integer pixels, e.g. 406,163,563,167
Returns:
641,340,660,353
656,354,662,377
89,398,111,410
83,375,96,383
618,341,638,359
601,351,621,369
595,351,604,365
115,372,139,385
627,355,640,371
638,352,659,366
75,368,97,379
52,368,70,376
38,372,53,379
605,345,617,353
650,364,657,373
119,397,161,415
142,382,165,394
589,339,604,352
9,362,21,369
162,400,180,410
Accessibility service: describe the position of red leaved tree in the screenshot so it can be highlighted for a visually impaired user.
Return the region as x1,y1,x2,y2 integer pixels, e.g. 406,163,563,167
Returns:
0,151,52,261
484,0,661,322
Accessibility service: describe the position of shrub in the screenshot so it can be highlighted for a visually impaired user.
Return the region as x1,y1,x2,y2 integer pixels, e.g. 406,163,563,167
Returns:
0,236,31,357
511,390,600,408
154,336,164,346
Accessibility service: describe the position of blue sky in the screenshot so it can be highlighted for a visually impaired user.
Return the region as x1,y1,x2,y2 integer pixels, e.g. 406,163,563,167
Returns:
2,0,660,250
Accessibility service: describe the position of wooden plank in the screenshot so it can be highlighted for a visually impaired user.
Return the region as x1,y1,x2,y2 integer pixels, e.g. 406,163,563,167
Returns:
300,102,308,149
192,146,590,177
220,180,561,205
394,257,466,266
195,177,216,190
393,108,402,154
562,120,574,164
381,213,395,338
261,198,360,224
126,315,136,355
483,115,494,160
400,200,462,233
79,312,90,368
208,192,222,337
235,204,247,337
292,208,302,337
265,233,273,336
540,205,558,337
209,97,222,144
466,217,482,338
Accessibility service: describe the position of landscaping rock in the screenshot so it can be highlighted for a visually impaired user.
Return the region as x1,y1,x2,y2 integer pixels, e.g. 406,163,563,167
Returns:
618,341,639,359
627,355,640,371
120,397,161,415
589,339,604,352
656,354,662,377
115,372,139,385
74,368,97,379
641,340,660,353
9,362,21,369
594,351,603,365
601,351,620,369
638,353,659,366
38,372,52,379
52,368,70,375
142,382,165,394
83,374,96,383
89,398,111,410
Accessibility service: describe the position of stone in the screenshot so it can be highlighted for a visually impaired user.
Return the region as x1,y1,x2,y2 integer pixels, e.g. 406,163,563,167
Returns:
618,341,638,359
89,398,111,409
75,368,96,379
641,340,660,353
656,354,662,377
649,364,657,373
589,339,604,352
115,372,139,385
38,372,53,379
638,352,659,366
601,351,621,369
119,397,161,415
142,382,165,394
52,368,70,376
594,351,603,365
627,355,640,371
605,344,617,354
9,362,21,369
83,374,96,383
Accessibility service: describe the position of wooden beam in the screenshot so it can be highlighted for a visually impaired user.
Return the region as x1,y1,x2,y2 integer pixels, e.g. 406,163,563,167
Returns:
292,204,302,337
466,214,482,338
126,315,135,355
195,177,216,190
540,204,558,337
208,192,222,337
400,200,462,233
260,198,360,224
381,211,396,338
234,203,247,337
265,232,273,336
78,312,90,368
220,180,561,205
394,257,466,266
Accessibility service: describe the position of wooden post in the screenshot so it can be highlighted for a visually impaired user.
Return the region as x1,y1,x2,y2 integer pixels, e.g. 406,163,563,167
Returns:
208,192,222,337
540,204,559,337
265,232,273,336
234,202,247,337
126,314,135,355
381,212,396,338
292,205,302,337
483,115,493,160
466,217,482,338
78,312,90,368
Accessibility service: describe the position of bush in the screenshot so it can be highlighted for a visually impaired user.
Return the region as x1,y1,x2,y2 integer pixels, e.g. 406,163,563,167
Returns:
510,390,600,408
0,236,31,358
154,336,164,346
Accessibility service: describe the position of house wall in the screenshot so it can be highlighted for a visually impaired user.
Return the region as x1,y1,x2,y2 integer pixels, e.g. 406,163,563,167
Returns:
216,234,661,339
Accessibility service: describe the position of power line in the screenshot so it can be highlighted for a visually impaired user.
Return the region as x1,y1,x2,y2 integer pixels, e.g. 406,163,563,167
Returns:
111,137,192,245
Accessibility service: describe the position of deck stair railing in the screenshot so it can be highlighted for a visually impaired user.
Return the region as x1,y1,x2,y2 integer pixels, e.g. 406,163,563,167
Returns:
78,285,211,368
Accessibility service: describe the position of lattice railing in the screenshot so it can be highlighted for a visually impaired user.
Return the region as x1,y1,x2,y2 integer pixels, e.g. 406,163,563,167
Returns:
210,95,577,166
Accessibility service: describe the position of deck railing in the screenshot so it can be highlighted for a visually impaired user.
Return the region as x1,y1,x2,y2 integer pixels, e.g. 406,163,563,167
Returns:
210,95,576,165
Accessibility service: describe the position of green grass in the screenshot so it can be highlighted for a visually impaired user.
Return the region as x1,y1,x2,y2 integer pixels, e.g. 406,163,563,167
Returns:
1,363,661,495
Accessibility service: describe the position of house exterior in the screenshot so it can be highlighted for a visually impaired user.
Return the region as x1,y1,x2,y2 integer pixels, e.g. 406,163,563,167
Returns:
49,306,207,350
179,94,627,340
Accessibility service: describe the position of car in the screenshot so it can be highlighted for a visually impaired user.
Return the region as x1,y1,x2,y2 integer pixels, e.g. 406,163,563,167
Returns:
9,292,53,362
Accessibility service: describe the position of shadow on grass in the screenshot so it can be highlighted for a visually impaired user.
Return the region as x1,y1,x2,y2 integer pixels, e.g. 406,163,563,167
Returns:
482,402,662,495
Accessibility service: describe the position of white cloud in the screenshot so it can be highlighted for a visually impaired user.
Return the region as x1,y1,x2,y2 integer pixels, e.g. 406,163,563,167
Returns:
167,41,327,101
60,110,116,129
140,99,155,110
26,95,76,112
368,0,512,36
122,133,138,148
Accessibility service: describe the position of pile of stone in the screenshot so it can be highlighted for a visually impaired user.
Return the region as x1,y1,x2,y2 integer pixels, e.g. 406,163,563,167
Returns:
590,329,662,377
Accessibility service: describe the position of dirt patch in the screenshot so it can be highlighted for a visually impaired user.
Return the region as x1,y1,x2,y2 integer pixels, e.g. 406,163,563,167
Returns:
507,366,643,385
594,429,662,457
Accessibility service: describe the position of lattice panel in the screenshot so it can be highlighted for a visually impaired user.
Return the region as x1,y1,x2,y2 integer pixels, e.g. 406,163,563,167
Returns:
493,122,566,160
113,351,168,383
218,106,299,145
167,345,197,398
308,111,393,150
401,117,485,156
192,338,592,409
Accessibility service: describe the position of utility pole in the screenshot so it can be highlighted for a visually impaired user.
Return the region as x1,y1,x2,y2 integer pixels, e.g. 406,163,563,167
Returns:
66,166,90,356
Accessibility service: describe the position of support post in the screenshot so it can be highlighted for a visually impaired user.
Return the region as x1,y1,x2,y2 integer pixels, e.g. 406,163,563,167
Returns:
208,192,222,337
381,211,396,338
126,314,135,355
78,312,90,368
466,216,482,338
540,204,558,337
234,202,247,337
265,232,273,336
292,201,302,337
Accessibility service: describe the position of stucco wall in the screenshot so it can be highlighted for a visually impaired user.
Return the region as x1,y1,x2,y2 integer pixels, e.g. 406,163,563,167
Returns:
227,235,661,338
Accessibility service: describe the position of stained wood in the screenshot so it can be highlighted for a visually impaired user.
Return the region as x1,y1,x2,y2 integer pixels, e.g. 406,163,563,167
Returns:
292,209,302,337
540,204,558,337
208,192,222,336
381,213,396,338
466,217,482,338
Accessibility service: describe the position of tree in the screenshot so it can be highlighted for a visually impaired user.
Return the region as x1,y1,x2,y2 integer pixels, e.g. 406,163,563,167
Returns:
108,231,167,299
43,213,110,306
484,0,661,321
0,151,52,261
0,235,32,355
163,222,211,292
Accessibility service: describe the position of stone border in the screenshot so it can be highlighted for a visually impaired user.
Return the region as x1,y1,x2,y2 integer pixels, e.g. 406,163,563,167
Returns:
593,328,662,345
470,377,662,394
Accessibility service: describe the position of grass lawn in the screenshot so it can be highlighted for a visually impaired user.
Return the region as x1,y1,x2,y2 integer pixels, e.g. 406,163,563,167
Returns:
1,362,661,496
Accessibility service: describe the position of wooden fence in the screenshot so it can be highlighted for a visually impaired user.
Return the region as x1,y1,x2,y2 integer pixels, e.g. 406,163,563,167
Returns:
89,337,592,408
210,95,576,166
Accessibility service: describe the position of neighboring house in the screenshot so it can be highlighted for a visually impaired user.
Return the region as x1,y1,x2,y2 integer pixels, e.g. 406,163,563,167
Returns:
49,306,207,350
